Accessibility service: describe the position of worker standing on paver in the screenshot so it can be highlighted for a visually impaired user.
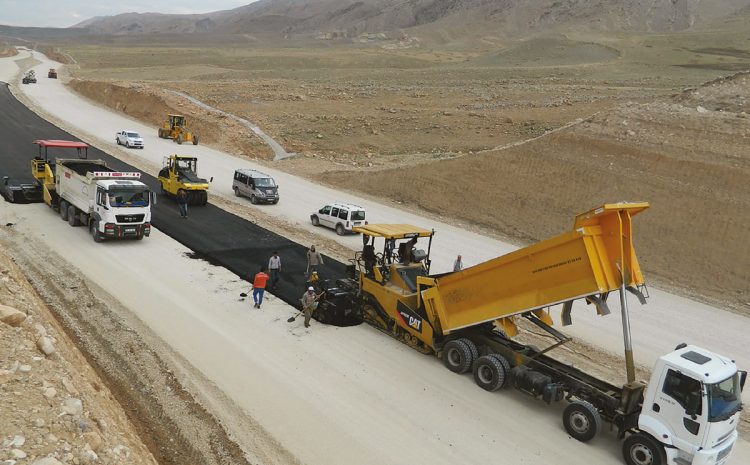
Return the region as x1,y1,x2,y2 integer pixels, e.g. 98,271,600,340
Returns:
306,245,324,278
177,188,188,219
251,267,270,309
301,286,319,328
268,251,281,290
453,254,463,272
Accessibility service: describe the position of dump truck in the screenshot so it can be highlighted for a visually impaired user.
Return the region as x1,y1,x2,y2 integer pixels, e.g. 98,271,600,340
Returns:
48,68,57,79
158,114,198,145
31,140,155,242
313,204,745,465
157,154,210,205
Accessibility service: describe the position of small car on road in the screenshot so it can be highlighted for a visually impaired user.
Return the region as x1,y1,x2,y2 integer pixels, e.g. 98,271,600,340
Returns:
311,203,366,235
232,169,279,204
116,130,144,149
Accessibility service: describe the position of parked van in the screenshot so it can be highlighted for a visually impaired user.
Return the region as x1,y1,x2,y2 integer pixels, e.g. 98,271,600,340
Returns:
232,169,279,204
311,203,367,235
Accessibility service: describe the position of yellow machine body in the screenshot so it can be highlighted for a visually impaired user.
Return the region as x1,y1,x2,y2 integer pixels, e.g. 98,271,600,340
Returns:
157,155,209,205
158,114,199,145
352,203,649,353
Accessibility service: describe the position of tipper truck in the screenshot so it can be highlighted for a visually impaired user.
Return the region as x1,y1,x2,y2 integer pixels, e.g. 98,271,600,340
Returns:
313,203,745,465
30,140,155,242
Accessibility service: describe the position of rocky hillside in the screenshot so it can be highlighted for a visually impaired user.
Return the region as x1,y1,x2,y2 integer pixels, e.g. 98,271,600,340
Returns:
74,0,750,38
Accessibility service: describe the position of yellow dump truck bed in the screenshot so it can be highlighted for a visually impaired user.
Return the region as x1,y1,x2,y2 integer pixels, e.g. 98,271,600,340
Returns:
421,203,649,334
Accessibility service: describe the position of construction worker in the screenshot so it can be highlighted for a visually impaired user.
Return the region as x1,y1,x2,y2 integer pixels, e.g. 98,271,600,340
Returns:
453,254,463,272
301,286,319,328
251,267,270,309
176,188,188,218
306,245,324,278
268,251,281,290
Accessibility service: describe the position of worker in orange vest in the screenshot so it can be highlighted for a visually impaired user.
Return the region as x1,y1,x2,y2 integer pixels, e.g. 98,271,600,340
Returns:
252,267,270,309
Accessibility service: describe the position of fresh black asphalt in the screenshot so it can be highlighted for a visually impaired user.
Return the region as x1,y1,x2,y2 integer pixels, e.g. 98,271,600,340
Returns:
0,83,347,311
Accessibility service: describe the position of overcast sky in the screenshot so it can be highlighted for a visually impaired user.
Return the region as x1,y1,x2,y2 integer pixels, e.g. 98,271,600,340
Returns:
0,0,257,28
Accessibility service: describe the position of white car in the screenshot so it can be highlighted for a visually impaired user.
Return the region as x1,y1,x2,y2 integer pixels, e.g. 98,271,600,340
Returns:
311,203,367,235
116,130,144,149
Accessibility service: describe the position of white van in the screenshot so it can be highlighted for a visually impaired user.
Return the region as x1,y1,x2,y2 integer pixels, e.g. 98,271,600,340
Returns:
232,169,279,204
311,203,367,235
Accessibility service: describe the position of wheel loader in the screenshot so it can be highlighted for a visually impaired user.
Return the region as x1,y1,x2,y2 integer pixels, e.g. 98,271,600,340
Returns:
158,114,199,145
157,155,210,205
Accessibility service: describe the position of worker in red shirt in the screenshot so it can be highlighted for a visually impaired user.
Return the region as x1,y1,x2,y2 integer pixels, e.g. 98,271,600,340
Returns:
251,267,270,309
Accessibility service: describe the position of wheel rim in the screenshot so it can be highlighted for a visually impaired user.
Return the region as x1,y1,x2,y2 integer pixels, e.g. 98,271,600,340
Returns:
629,444,654,465
447,348,461,367
569,411,591,435
478,364,494,384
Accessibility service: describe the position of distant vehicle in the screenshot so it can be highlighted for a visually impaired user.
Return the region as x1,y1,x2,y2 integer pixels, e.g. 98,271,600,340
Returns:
116,130,144,149
311,202,366,235
21,70,36,84
232,169,279,204
48,68,57,79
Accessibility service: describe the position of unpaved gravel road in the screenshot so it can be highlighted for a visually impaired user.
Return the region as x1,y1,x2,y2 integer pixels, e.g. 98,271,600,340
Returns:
1,50,748,464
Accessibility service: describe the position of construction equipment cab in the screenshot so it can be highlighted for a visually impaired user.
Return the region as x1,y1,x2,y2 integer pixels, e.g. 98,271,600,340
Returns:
158,155,210,205
158,114,199,145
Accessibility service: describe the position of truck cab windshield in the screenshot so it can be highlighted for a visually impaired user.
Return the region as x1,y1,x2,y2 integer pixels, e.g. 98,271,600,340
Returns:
108,189,149,207
707,374,742,422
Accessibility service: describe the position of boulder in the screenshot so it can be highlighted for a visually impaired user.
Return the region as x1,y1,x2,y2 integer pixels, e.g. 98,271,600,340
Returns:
0,304,26,327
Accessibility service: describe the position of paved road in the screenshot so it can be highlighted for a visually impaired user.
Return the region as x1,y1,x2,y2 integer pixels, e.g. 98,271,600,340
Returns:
0,82,345,311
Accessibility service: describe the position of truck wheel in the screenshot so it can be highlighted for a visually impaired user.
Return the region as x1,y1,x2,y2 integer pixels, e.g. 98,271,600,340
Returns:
563,400,602,442
336,224,345,236
311,215,320,226
457,338,479,361
116,138,120,145
472,354,510,391
442,339,474,374
176,134,183,145
192,135,199,145
622,433,665,465
250,195,258,205
233,187,241,197
67,205,79,226
91,222,103,243
59,200,69,221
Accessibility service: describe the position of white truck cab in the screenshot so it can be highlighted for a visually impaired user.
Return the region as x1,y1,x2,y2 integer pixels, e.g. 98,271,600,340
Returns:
630,344,745,465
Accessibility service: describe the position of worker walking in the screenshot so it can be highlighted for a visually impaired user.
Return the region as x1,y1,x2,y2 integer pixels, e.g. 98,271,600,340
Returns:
251,267,270,309
268,251,281,290
301,286,319,328
177,189,188,219
453,254,463,272
306,245,324,278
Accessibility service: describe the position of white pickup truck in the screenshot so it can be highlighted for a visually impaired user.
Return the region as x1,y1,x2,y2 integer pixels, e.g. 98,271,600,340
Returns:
116,130,144,149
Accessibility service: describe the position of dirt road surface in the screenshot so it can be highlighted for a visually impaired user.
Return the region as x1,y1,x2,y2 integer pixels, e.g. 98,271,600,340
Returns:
1,50,748,464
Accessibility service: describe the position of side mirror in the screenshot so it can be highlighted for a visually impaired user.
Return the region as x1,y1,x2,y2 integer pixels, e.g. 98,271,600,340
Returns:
150,191,158,206
2,176,8,185
740,370,747,391
685,392,701,417
210,177,214,183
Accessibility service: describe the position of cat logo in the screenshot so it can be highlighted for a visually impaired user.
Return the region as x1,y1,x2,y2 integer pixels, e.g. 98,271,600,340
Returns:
399,310,422,332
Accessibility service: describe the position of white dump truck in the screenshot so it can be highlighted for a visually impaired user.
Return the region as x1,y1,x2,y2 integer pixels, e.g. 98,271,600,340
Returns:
31,140,155,242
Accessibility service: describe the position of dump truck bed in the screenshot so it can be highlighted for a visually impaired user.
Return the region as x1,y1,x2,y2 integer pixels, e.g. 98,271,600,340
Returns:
422,203,648,334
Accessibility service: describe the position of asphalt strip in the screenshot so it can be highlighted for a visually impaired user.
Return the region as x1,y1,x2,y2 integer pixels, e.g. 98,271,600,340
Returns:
0,82,347,310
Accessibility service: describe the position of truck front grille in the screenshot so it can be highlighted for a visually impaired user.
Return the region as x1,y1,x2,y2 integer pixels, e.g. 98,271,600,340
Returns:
116,214,145,223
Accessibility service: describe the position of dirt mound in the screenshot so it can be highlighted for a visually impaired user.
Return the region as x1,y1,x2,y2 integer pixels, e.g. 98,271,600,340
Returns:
320,72,750,314
67,79,273,159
